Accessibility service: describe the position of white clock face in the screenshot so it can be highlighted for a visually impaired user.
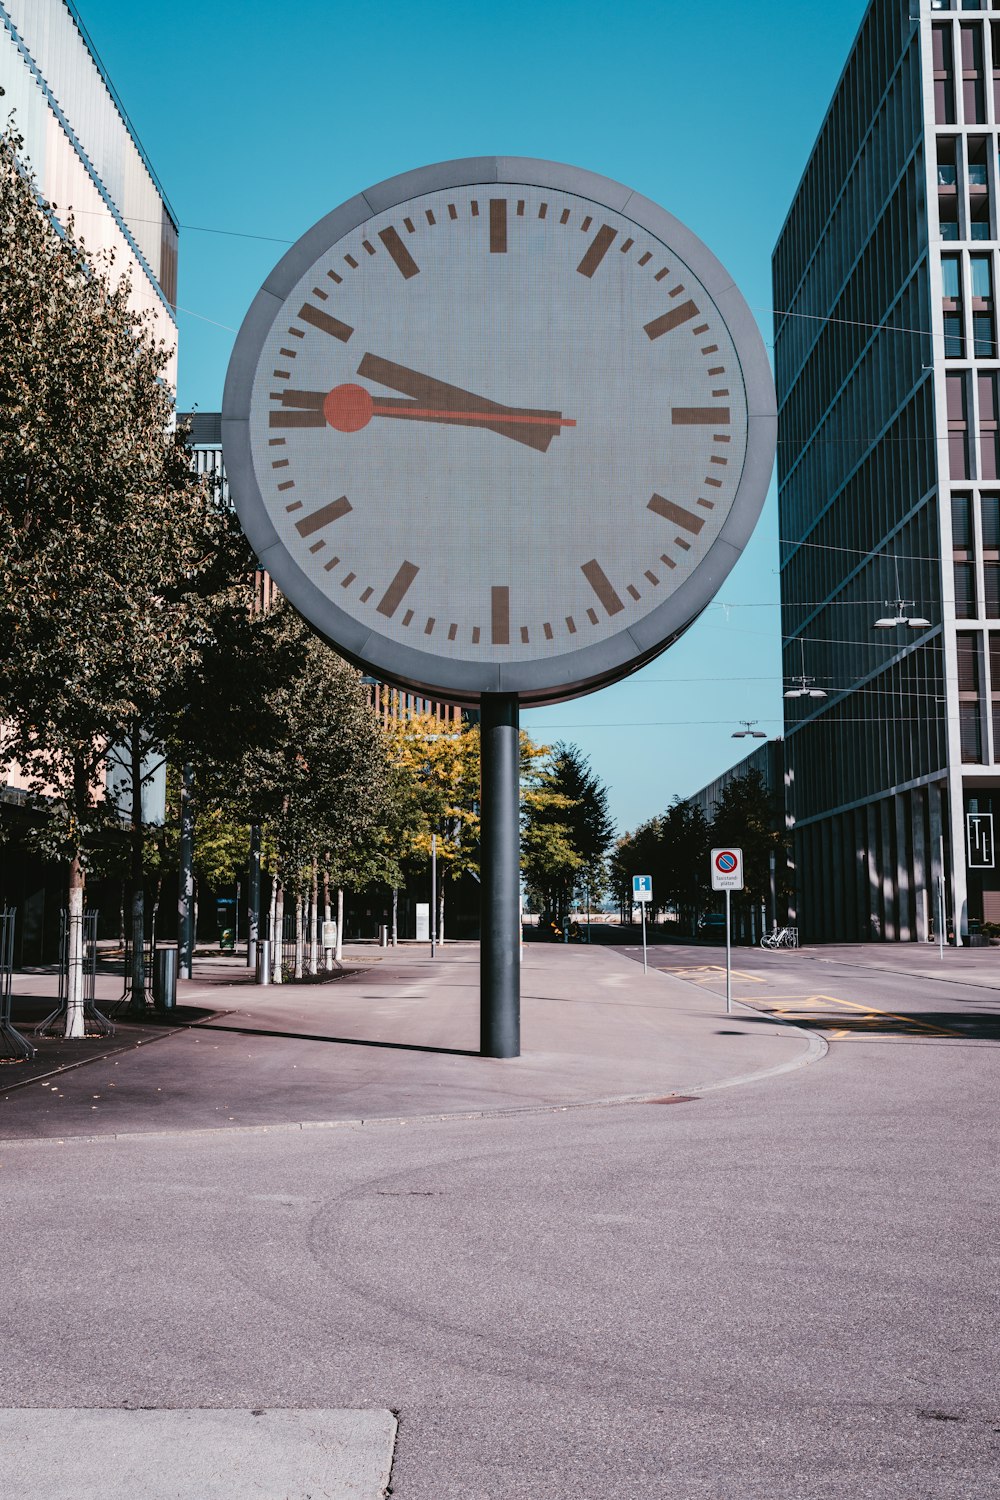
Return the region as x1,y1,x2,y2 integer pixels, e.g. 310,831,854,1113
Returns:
225,160,774,703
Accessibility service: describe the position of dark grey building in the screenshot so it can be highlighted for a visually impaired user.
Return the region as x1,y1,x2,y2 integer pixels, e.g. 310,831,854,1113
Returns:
773,0,1000,943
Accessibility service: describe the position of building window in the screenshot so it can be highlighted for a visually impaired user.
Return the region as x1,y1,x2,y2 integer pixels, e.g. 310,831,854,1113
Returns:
934,24,958,122
980,372,1000,478
956,560,978,615
958,632,984,761
962,24,986,122
942,255,962,296
949,372,971,477
985,561,1000,615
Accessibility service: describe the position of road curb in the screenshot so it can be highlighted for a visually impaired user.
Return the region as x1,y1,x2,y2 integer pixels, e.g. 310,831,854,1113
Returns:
0,1015,825,1149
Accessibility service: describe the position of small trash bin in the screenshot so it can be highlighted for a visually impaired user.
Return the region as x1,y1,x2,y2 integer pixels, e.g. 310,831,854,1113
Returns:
256,938,272,986
153,945,178,1012
379,924,388,948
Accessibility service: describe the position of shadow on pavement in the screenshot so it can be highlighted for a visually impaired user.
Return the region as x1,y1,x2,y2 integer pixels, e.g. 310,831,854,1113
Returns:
201,1020,480,1058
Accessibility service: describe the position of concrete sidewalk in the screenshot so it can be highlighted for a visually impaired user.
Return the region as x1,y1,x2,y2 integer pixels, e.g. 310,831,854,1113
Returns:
0,943,819,1142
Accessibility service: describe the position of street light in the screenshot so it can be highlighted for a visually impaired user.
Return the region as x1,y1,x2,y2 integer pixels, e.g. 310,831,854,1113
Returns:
784,637,828,699
874,561,931,630
732,719,767,739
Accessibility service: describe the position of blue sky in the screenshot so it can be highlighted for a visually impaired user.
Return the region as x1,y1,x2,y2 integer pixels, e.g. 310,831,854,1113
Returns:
78,0,868,833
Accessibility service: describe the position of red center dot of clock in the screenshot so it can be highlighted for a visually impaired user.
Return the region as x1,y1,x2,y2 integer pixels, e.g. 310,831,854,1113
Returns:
323,383,374,432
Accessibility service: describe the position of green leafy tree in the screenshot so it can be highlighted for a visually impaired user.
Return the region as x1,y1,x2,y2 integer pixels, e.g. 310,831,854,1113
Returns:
521,742,615,924
0,123,258,1029
710,768,780,914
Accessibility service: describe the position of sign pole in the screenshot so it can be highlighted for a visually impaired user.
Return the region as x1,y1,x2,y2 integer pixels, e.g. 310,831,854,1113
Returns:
725,888,732,1015
641,899,647,974
939,833,946,963
480,693,520,1058
431,832,437,959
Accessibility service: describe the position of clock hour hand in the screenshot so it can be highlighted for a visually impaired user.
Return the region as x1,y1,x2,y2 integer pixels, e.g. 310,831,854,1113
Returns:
353,352,572,453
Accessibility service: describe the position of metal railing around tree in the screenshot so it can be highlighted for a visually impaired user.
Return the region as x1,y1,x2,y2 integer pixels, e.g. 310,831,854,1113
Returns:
35,909,114,1038
0,908,35,1062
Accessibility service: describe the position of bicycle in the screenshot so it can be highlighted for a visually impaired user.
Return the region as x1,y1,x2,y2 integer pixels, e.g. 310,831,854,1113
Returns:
760,926,798,950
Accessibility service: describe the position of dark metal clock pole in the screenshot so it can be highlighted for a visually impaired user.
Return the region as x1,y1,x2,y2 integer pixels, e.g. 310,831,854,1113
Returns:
479,692,520,1058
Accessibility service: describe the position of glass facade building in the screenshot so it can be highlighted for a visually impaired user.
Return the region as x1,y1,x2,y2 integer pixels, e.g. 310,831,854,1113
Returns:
774,0,1000,941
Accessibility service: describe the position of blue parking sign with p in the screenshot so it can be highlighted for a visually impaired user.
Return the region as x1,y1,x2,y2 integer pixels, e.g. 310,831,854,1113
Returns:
633,875,652,903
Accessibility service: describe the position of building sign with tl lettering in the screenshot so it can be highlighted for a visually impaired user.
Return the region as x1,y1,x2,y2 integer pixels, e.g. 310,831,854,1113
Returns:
967,812,995,869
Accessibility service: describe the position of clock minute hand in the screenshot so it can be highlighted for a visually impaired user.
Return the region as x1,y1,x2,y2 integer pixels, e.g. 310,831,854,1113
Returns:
356,352,569,454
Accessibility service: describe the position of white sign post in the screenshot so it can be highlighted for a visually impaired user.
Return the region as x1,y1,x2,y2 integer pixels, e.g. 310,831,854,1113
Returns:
633,875,652,974
710,848,744,1014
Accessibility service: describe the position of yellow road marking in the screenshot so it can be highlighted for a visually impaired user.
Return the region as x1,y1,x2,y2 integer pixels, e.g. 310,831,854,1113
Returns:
741,993,962,1038
660,965,766,985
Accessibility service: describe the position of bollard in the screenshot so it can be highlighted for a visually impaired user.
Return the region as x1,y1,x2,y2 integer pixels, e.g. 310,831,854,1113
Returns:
153,945,178,1012
379,924,388,948
256,938,272,986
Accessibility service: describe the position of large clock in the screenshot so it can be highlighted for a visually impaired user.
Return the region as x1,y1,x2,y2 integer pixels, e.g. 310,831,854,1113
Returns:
222,158,775,705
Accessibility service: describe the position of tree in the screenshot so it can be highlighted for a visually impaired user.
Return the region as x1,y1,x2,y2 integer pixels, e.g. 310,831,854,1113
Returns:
0,123,257,1030
710,769,780,917
521,742,615,924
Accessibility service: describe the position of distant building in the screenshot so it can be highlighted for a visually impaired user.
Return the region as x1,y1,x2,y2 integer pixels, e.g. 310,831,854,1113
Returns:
1,1,178,378
687,738,793,933
773,0,1000,943
1,0,178,957
183,414,465,725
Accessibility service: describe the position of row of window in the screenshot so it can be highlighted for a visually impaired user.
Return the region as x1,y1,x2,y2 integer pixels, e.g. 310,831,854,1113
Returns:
941,249,996,356
774,17,919,333
947,369,1000,477
936,134,993,238
775,56,922,390
786,641,947,817
781,387,937,607
956,630,1000,760
778,179,925,488
952,492,1000,618
932,18,1000,126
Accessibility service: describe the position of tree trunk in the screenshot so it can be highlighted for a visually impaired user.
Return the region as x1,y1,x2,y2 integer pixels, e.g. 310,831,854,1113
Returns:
129,727,146,1014
309,859,319,975
391,886,398,947
64,853,85,1039
273,880,284,983
335,887,344,961
294,892,304,979
323,869,333,971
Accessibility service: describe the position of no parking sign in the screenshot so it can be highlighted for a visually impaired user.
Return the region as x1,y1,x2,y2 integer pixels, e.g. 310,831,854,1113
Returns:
711,847,744,891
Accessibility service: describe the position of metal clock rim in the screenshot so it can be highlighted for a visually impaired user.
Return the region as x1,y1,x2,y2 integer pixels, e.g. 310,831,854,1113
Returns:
222,155,776,707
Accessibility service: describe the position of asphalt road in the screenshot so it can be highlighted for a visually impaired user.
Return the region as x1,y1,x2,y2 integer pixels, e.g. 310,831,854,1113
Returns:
2,945,998,1498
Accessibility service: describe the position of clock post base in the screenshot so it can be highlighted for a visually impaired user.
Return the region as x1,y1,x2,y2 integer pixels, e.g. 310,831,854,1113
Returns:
479,692,520,1058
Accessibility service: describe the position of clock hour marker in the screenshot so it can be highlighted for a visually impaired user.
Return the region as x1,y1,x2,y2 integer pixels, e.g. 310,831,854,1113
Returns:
448,623,458,641
520,626,530,644
586,608,599,625
644,571,659,586
626,585,641,601
648,494,705,535
378,226,420,279
565,616,577,634
298,303,353,342
377,561,419,619
644,301,699,340
294,495,352,538
543,622,554,640
581,560,624,616
577,225,617,278
472,627,481,644
402,609,414,627
491,586,510,645
489,199,507,254
620,238,634,254
424,617,435,635
672,407,731,425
